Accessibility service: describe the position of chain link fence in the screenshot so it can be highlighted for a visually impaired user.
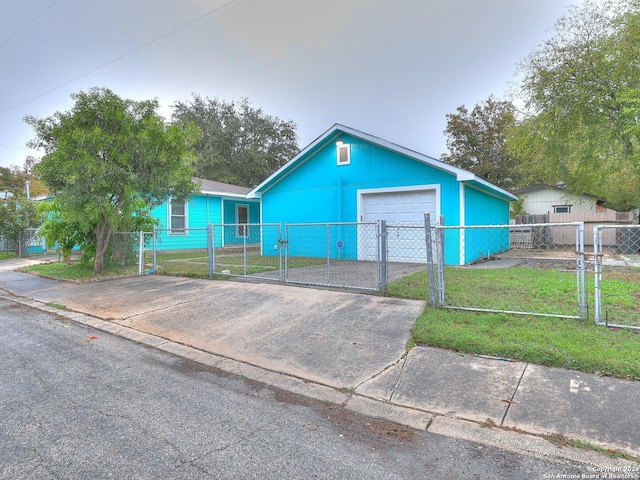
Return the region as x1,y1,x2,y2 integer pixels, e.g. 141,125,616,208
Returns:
147,225,283,279
431,222,588,319
1,228,47,257
149,227,209,277
212,224,282,280
282,222,381,291
16,217,637,329
142,222,408,291
385,223,431,284
593,224,640,329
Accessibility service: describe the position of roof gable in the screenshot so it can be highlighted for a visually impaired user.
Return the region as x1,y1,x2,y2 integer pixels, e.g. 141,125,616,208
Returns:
248,124,516,201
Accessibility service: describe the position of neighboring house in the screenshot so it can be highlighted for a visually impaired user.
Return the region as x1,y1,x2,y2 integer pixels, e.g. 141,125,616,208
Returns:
152,178,261,249
248,124,517,265
513,184,613,215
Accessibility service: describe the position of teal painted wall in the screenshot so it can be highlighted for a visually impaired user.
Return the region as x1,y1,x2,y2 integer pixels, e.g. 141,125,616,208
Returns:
151,195,261,251
261,134,462,260
152,195,220,250
463,185,510,264
260,134,513,264
262,134,460,225
222,199,261,245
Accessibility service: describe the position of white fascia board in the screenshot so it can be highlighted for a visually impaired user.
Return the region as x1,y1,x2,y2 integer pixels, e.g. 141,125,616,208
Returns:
200,190,251,200
456,172,475,181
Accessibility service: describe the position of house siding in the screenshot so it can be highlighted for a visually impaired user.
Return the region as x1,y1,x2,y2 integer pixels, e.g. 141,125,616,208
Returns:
262,134,461,225
254,125,514,265
463,185,510,264
151,195,261,250
151,196,221,250
222,199,261,245
520,188,598,215
261,134,462,260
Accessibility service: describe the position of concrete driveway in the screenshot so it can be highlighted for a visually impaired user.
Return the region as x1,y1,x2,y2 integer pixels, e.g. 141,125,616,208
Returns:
0,272,425,389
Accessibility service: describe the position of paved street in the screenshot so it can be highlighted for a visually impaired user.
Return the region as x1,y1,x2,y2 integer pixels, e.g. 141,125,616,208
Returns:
1,298,596,479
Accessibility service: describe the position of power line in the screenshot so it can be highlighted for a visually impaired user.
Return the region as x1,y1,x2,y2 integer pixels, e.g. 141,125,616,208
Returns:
0,0,62,49
0,0,241,115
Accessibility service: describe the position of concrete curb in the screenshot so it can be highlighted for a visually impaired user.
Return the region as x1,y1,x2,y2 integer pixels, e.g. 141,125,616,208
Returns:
2,291,638,470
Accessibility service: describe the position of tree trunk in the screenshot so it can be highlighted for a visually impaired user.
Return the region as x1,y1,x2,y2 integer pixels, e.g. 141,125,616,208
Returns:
93,216,113,275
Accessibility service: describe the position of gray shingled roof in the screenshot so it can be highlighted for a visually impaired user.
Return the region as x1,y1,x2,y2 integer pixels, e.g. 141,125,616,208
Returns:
194,178,251,196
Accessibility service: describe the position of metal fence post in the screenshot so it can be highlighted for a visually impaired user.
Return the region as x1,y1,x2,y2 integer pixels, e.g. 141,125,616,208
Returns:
152,226,157,271
138,230,144,276
576,222,587,319
278,224,283,282
284,224,289,283
207,224,214,277
437,216,445,306
377,220,388,293
243,227,248,276
593,226,602,325
425,213,436,307
326,224,331,285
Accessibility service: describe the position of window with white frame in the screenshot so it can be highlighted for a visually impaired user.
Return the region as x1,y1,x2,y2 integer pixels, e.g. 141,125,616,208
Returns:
336,141,351,166
169,199,187,234
236,204,248,237
553,205,571,213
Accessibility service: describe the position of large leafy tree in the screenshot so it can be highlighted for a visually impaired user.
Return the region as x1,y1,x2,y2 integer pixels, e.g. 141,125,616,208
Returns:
26,87,200,274
171,95,299,187
441,96,521,190
510,0,640,210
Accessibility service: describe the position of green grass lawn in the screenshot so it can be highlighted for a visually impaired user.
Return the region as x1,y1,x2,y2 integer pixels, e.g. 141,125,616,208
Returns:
0,252,17,261
22,261,139,281
388,266,640,380
150,251,326,278
23,250,328,280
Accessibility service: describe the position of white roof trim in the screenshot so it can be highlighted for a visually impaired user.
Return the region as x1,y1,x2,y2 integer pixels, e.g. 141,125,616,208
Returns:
248,123,517,200
200,190,253,199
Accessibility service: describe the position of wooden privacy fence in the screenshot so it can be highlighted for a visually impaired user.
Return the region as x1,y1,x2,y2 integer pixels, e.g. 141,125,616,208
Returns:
515,211,639,247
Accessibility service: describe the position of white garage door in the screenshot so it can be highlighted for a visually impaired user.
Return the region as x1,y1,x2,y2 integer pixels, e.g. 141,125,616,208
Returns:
360,189,437,263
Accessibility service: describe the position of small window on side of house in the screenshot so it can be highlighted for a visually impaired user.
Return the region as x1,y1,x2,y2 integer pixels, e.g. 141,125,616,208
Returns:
336,141,350,166
169,199,187,234
553,205,571,213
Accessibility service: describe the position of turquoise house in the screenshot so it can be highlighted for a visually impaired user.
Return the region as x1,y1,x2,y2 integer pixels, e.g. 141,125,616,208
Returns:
248,124,517,265
152,178,261,250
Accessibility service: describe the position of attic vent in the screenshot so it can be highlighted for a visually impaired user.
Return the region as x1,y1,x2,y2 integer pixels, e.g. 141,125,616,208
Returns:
336,141,351,166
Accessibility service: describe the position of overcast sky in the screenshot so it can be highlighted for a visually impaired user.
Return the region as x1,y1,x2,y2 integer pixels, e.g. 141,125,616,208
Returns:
0,0,580,171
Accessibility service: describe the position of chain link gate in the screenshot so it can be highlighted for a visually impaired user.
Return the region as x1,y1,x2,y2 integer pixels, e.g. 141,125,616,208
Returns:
145,222,392,292
429,221,588,319
282,222,383,291
593,224,640,329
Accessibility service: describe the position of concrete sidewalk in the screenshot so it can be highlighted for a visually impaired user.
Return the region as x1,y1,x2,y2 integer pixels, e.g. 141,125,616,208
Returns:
1,265,638,465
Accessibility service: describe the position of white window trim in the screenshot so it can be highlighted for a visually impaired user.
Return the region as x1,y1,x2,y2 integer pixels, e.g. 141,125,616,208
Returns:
336,141,351,166
236,204,249,238
552,204,572,213
168,199,188,235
